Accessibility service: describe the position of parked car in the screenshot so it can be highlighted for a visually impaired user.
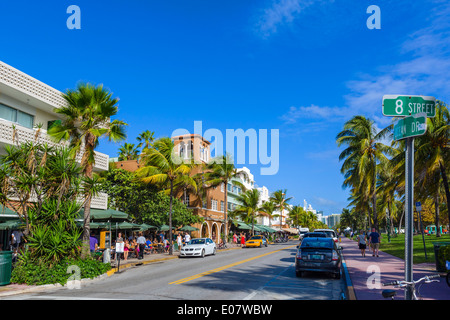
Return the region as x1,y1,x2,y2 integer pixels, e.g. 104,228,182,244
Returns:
295,237,342,279
302,232,327,239
313,229,339,244
245,235,268,248
299,228,310,239
179,238,216,258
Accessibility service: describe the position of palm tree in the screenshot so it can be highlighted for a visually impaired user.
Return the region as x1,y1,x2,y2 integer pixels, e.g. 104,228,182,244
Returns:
205,154,241,243
232,189,262,236
336,115,393,231
287,205,306,229
136,137,193,255
269,189,292,229
260,200,277,228
48,82,127,258
118,143,139,161
415,100,450,227
137,130,155,151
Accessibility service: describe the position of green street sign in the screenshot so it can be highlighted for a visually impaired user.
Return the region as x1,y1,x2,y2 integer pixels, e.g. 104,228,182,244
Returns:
393,113,427,141
383,95,436,117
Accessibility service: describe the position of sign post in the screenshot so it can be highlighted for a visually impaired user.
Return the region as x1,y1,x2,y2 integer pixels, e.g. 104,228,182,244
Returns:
384,94,433,300
115,242,124,273
416,202,428,261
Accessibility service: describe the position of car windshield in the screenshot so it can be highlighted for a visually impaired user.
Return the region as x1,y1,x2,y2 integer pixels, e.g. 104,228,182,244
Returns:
316,230,335,238
189,239,205,245
301,238,333,248
250,236,262,240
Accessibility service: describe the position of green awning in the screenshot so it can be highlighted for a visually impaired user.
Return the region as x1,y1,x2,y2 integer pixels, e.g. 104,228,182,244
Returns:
79,208,130,221
179,225,199,232
0,205,20,221
140,223,157,231
116,221,141,230
158,225,175,231
0,220,23,230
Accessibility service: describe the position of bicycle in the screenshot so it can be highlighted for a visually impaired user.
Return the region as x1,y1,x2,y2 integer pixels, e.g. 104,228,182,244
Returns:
218,242,228,250
381,275,440,300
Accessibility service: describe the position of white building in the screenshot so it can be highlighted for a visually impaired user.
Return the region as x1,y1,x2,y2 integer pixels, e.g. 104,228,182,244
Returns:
0,60,109,209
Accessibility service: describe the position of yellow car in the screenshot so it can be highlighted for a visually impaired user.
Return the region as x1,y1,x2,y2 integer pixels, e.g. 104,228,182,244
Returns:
245,235,268,248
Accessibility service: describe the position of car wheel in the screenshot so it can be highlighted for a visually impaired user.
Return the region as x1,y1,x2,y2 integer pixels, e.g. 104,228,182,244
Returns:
212,248,216,255
296,271,302,277
201,249,205,258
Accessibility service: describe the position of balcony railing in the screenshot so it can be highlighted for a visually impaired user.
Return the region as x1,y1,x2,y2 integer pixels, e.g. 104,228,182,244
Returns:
0,118,109,171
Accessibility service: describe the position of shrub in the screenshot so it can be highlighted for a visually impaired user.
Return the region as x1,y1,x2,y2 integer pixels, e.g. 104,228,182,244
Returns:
11,257,111,286
438,245,450,270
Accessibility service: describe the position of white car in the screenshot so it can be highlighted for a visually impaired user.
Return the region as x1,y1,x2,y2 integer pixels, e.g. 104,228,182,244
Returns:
179,238,217,258
313,229,339,244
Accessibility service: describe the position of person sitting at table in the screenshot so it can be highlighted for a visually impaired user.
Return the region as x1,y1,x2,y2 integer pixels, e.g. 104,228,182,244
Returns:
145,237,153,254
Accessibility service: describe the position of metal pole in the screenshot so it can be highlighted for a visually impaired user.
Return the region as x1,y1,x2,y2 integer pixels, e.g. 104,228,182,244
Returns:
405,137,414,300
418,209,427,260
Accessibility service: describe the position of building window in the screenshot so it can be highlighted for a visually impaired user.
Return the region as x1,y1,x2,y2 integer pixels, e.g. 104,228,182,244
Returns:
184,194,190,206
220,201,224,212
211,200,218,211
220,182,224,192
0,103,34,129
227,183,232,192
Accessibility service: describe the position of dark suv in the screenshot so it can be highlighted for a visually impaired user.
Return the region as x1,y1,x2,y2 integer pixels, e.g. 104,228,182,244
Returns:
295,237,342,279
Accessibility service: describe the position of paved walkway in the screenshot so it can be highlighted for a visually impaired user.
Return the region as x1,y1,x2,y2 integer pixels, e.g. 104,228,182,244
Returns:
340,237,450,300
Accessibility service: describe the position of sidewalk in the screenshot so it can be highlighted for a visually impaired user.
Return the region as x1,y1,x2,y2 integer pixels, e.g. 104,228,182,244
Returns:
340,237,450,300
0,244,241,297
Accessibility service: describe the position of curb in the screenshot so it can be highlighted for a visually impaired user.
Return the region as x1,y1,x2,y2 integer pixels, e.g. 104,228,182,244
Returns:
341,255,357,300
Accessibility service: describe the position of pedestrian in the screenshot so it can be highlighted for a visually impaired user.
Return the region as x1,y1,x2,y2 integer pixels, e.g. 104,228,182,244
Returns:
233,233,237,245
184,232,191,244
240,232,246,247
136,232,146,260
177,233,183,251
369,228,381,257
357,231,367,257
89,232,98,253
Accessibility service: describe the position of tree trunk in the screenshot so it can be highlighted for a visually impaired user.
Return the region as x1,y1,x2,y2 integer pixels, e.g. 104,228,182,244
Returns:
224,179,228,243
372,159,378,231
439,161,450,232
169,180,173,255
81,160,93,259
435,191,441,238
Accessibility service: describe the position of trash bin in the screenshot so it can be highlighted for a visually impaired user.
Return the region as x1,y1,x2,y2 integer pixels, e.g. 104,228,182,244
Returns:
0,251,13,286
432,242,450,272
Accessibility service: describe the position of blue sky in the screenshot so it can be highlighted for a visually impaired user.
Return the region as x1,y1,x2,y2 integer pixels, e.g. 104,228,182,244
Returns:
1,0,449,215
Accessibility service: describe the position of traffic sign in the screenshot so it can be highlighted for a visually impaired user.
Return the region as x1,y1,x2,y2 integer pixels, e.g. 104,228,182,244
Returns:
393,112,427,141
383,95,436,117
415,202,422,212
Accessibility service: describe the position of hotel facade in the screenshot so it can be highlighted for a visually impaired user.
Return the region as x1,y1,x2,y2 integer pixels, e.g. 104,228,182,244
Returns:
0,60,109,210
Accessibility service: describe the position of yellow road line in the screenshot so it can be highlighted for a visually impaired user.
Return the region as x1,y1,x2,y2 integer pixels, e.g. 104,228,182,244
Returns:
169,245,297,285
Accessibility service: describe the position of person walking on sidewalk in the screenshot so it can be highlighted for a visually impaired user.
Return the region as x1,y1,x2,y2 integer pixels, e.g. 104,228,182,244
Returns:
357,231,367,257
369,228,381,257
137,232,146,260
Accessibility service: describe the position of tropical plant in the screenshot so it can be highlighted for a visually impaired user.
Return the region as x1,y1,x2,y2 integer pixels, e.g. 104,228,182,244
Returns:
48,82,127,258
136,130,155,151
231,188,263,236
136,137,193,254
269,189,292,228
118,143,140,161
205,154,243,243
336,115,393,231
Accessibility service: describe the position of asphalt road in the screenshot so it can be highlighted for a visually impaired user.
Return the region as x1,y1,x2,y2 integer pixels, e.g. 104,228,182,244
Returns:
4,241,346,301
